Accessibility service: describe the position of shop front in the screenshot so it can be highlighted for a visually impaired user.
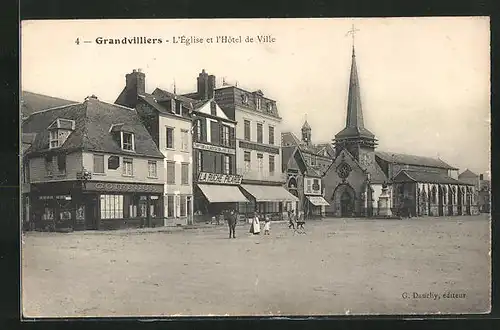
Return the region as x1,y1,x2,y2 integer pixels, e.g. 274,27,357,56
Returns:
193,172,248,223
30,180,164,231
303,177,329,219
239,184,299,220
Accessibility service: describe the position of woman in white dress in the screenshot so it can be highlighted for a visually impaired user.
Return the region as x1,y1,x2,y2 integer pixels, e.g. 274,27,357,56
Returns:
249,212,261,234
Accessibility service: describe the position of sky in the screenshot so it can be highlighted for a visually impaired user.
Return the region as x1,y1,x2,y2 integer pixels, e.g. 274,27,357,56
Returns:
21,17,490,176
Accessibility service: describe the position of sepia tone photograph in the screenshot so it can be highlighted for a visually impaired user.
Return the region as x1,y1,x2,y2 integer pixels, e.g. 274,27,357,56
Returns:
20,17,490,317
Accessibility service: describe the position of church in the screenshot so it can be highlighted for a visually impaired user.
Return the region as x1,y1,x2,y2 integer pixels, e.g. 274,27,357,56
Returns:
313,44,478,218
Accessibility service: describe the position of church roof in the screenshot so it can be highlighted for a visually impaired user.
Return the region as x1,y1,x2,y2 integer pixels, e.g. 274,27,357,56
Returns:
335,47,375,140
21,91,78,117
376,151,458,170
458,169,479,178
393,170,472,185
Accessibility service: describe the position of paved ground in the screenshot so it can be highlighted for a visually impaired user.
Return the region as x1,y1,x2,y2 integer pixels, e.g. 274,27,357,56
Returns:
22,215,491,317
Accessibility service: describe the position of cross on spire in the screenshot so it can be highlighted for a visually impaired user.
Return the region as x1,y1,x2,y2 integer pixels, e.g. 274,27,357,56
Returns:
346,24,359,54
173,79,177,94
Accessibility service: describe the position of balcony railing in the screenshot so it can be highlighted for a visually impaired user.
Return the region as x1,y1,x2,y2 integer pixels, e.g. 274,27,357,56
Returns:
236,168,286,183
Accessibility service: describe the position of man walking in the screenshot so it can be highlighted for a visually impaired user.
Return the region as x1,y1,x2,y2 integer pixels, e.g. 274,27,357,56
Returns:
227,210,237,239
288,209,295,229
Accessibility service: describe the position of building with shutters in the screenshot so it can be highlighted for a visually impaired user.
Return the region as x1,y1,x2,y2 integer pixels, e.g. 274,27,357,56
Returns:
115,69,195,225
281,124,334,218
182,70,298,219
22,95,165,231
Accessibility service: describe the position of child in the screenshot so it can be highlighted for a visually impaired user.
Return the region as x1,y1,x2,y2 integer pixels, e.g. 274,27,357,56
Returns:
264,215,271,235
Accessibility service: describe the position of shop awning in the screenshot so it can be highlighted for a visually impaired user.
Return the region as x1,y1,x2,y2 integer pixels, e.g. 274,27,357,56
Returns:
306,196,330,206
198,184,249,203
240,184,299,202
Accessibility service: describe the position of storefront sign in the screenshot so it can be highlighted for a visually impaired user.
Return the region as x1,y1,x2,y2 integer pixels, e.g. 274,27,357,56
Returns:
239,141,280,155
304,177,322,195
193,142,236,155
85,181,164,194
198,172,242,185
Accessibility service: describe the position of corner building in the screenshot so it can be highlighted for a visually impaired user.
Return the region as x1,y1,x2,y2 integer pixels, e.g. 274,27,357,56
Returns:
183,70,298,219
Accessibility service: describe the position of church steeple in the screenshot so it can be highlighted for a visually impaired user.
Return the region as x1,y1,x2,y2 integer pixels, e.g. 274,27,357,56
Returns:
334,37,377,159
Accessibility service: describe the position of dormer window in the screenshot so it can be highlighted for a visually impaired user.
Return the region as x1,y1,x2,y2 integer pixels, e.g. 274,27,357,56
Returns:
49,131,59,148
121,131,135,151
256,98,261,110
267,102,273,112
47,118,75,149
175,101,182,116
242,94,249,105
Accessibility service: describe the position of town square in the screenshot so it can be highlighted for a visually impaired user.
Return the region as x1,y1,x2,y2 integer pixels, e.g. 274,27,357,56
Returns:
22,215,490,316
20,18,490,317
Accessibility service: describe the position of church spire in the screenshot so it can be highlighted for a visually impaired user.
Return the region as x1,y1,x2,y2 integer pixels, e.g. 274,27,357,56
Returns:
334,26,377,159
346,45,365,130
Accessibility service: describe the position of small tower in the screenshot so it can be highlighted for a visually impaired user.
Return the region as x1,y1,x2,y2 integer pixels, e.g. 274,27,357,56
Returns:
301,117,312,146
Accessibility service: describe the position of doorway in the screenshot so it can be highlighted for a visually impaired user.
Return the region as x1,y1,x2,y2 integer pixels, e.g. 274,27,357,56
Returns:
340,190,354,217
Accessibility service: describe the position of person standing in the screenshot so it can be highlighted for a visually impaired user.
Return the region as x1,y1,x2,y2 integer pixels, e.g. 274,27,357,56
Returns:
264,215,271,235
288,209,295,229
227,209,237,239
249,212,261,235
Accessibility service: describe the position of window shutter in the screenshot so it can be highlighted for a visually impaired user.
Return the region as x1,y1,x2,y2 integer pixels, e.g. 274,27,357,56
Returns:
229,127,235,147
57,154,66,171
210,121,219,144
200,118,206,141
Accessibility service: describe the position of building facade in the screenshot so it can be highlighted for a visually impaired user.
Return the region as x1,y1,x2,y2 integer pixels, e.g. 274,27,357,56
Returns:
183,70,298,219
116,69,194,225
322,46,478,218
22,96,165,231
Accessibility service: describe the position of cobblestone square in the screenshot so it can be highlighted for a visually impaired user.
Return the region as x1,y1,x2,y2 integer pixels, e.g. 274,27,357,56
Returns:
22,215,490,317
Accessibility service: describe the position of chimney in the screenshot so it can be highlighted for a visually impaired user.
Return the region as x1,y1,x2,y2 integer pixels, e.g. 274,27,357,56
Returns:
124,69,146,107
197,69,216,100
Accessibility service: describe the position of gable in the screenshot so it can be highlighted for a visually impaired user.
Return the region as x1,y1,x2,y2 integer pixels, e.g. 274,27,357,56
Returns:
196,99,229,120
324,149,366,181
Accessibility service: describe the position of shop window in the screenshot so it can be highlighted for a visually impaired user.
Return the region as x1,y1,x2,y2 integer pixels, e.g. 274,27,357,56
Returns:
121,132,135,151
244,120,251,141
42,207,54,221
167,195,175,217
167,161,176,184
180,196,187,217
268,126,275,145
269,155,275,174
257,123,263,143
108,156,120,170
93,154,105,174
76,205,85,226
123,158,134,176
100,194,124,219
181,129,189,151
181,163,189,185
148,160,158,178
129,200,138,218
166,127,174,149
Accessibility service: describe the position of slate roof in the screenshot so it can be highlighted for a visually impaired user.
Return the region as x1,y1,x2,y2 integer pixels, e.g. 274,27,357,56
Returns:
376,151,458,170
281,132,335,159
152,88,200,108
22,97,164,159
393,170,472,185
21,91,78,117
458,169,479,178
